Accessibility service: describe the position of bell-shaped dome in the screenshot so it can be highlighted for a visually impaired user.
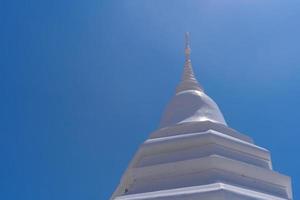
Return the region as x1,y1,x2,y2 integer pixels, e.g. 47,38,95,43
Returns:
160,32,227,128
160,90,227,128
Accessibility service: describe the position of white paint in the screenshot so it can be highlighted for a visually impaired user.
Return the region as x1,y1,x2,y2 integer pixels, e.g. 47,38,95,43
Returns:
110,34,293,200
159,90,227,128
115,183,288,200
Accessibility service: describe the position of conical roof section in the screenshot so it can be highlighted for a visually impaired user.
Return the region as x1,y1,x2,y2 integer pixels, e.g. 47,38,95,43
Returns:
160,33,227,128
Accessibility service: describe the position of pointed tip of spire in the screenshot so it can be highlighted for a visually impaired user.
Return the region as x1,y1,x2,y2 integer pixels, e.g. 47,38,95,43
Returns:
185,32,191,61
176,32,204,94
185,32,191,49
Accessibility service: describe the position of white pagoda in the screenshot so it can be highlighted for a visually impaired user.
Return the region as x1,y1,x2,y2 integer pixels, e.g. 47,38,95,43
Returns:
110,33,293,200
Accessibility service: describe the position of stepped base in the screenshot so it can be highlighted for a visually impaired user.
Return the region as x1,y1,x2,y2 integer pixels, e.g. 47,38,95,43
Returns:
115,183,289,200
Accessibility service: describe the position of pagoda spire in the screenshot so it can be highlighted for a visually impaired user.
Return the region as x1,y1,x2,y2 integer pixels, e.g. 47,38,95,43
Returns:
176,32,203,94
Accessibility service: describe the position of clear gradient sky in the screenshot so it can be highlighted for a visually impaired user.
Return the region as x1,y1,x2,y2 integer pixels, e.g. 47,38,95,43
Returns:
1,0,300,199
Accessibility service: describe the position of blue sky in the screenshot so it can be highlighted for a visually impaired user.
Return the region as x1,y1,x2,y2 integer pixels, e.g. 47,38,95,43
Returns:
1,0,299,199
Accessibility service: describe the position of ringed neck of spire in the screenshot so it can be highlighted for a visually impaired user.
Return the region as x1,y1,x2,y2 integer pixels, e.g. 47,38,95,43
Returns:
176,32,203,94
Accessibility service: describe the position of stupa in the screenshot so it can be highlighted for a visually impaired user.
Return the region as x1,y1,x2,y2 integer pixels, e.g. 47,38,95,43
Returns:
110,33,293,200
